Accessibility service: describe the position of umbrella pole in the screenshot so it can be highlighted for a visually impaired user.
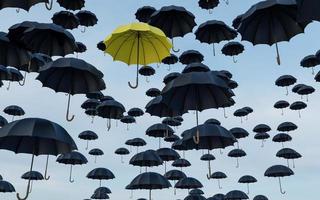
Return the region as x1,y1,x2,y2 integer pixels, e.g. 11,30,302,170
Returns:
17,154,34,200
121,155,124,164
261,140,265,148
6,81,11,90
213,43,216,56
69,165,74,183
293,159,296,168
174,180,176,195
149,189,152,200
298,110,301,118
193,110,200,144
286,159,290,167
275,43,281,65
281,109,284,116
286,86,289,96
236,158,239,168
128,33,140,89
99,180,102,187
45,0,53,10
66,93,75,122
172,38,180,52
12,115,15,122
18,72,27,86
223,108,228,118
159,138,161,148
107,118,111,131
86,140,89,150
278,177,286,194
164,161,167,173
167,65,171,71
28,180,33,194
233,56,237,63
44,155,50,180
81,27,86,33
91,116,94,123
218,179,222,189
247,183,250,194
95,156,97,163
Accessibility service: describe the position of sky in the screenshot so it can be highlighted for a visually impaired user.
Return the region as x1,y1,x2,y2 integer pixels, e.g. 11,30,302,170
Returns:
0,0,320,200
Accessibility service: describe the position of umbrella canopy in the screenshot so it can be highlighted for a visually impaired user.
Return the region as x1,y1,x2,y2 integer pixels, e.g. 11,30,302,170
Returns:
253,124,271,133
179,50,204,65
277,122,298,132
275,75,297,95
57,0,85,10
96,99,125,130
21,171,44,181
81,99,100,110
0,180,15,193
198,0,219,13
238,175,257,194
272,133,292,146
184,195,206,200
290,101,307,117
129,150,163,167
300,55,319,74
276,148,302,168
253,195,268,200
228,149,246,168
146,123,174,138
207,194,225,200
76,10,98,32
0,0,49,11
0,115,8,128
164,170,186,181
274,100,290,115
103,22,171,88
162,54,178,70
145,96,185,118
264,165,294,194
135,6,156,23
3,105,25,121
225,190,249,200
221,41,245,63
128,108,144,117
52,11,80,30
87,168,115,187
146,88,161,97
172,158,191,168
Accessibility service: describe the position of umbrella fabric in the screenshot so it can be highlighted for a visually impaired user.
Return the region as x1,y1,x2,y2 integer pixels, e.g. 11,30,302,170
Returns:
277,122,297,132
145,96,185,118
128,108,144,117
146,88,161,97
297,0,320,22
57,0,85,10
0,180,15,193
21,171,44,180
52,11,80,30
189,189,204,195
87,168,115,180
146,123,174,138
164,170,186,181
0,0,49,11
253,195,268,200
135,6,156,23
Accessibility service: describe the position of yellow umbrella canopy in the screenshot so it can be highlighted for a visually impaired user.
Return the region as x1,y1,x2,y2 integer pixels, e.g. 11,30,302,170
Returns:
104,22,172,88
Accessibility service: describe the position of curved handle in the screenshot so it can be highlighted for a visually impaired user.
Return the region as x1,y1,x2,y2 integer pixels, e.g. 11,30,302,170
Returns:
66,94,75,122
279,177,286,194
17,155,34,200
167,65,171,71
69,165,75,183
16,8,20,13
192,129,200,144
18,72,27,86
171,38,180,53
107,118,111,131
261,140,265,148
85,140,89,150
223,108,228,118
6,81,11,90
218,180,222,189
206,160,212,179
236,158,239,168
45,0,53,10
247,183,250,194
44,155,50,180
128,66,139,89
223,0,229,5
233,56,238,63
81,27,86,33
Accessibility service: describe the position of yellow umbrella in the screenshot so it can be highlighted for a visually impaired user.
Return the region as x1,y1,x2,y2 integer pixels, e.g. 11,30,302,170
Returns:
104,22,172,88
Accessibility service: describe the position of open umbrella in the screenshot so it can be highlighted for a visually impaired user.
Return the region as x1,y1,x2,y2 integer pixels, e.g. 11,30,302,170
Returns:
0,0,52,11
120,115,136,130
146,88,161,97
164,170,186,195
52,11,80,30
145,96,184,118
277,122,298,133
87,168,115,187
253,195,268,200
272,133,292,147
172,158,191,172
156,148,180,173
296,85,315,101
275,75,297,95
229,127,249,148
162,54,178,71
164,134,180,143
146,123,174,147
128,108,144,117
135,6,156,23
200,152,215,180
89,148,104,163
103,22,171,89
3,105,25,121
228,149,246,168
115,148,130,163
300,55,319,74
276,148,302,168
274,100,290,115
125,138,147,153
290,101,307,117
238,175,257,194
207,194,225,200
225,190,249,200
198,0,219,13
76,10,98,32
21,171,43,194
0,180,15,193
78,130,98,150
221,41,244,63
264,165,294,194
179,50,204,65
297,0,320,22
97,99,125,130
175,177,203,193
0,115,8,127
57,0,85,10
254,132,270,147
210,171,227,189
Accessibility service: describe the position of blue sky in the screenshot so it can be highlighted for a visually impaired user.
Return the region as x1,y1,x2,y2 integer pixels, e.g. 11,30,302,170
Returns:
0,0,319,200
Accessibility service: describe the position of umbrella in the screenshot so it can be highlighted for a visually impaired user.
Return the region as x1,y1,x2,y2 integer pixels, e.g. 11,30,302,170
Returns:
75,42,89,54
315,71,320,82
277,122,298,132
272,133,292,147
275,75,297,95
228,80,238,89
164,134,180,143
0,180,15,193
126,172,171,200
164,169,186,194
57,0,85,10
237,0,310,65
198,0,219,13
81,99,100,110
120,115,136,130
21,171,44,193
0,115,8,127
300,55,319,74
175,177,203,192
76,10,98,32
264,165,294,194
94,186,111,194
205,118,221,125
138,66,155,82
238,175,257,194
210,171,227,189
163,72,181,84
149,5,196,52
297,0,320,22
297,85,315,101
145,96,184,118
276,148,302,168
207,194,225,200
56,151,88,183
89,148,104,163
87,168,115,187
189,189,204,195
156,148,180,173
91,191,109,199
228,149,246,168
221,41,244,62
129,150,163,170
253,124,271,133
78,130,98,150
37,57,105,121
146,123,174,147
184,195,206,200
3,68,24,89
86,91,104,99
195,20,237,56
103,22,171,88
200,152,215,179
115,148,130,163
0,118,77,200
128,108,144,117
179,50,204,65
0,0,52,11
97,99,126,130
233,108,249,123
290,101,307,117
135,6,156,23
146,88,160,97
225,190,249,200
125,138,147,153
162,54,178,71
254,132,270,147
172,158,191,171
253,195,268,200
274,100,290,115
3,105,25,121
229,127,249,148
52,11,80,30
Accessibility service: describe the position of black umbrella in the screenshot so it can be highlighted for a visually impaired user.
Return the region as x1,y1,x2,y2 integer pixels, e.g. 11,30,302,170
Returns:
52,11,80,30
86,91,104,100
277,122,298,132
253,195,268,200
4,68,24,89
205,118,221,125
163,72,181,84
126,172,171,200
138,66,155,82
94,186,111,194
300,55,318,74
145,96,184,118
164,169,186,194
89,148,104,163
125,138,147,153
233,108,249,123
185,194,206,200
76,10,98,32
238,175,257,194
198,0,219,13
172,158,191,171
87,168,115,187
164,134,180,143
224,190,249,200
75,41,87,56
272,133,292,147
130,150,163,172
297,0,320,22
162,117,181,128
97,41,106,52
200,152,215,180
275,75,297,95
37,57,105,121
78,130,98,150
3,105,25,121
207,194,225,200
290,101,307,117
0,180,15,193
135,6,156,23
149,5,196,52
120,115,136,130
179,50,204,65
0,115,8,127
276,148,302,168
57,0,85,10
146,123,174,147
274,100,290,115
81,99,100,110
21,171,44,193
228,80,238,89
254,132,270,147
228,149,246,168
162,54,178,71
146,88,161,97
315,71,320,82
175,177,203,192
237,0,310,65
229,127,249,148
91,191,109,199
97,99,125,130
195,20,237,56
253,124,271,133
210,171,227,189
115,148,130,163
56,151,88,183
264,165,294,194
128,108,144,117
221,41,244,62
156,148,180,173
297,85,315,101
0,0,52,11
0,118,77,200
189,189,204,195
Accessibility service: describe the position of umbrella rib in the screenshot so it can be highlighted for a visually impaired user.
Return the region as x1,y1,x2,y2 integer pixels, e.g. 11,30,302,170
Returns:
140,33,147,66
143,33,161,63
113,32,135,64
127,32,138,65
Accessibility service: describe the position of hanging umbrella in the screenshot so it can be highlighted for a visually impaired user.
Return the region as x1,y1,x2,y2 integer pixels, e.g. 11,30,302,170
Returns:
135,6,156,23
91,191,109,199
228,149,246,168
179,50,204,65
238,175,257,194
76,10,98,32
4,68,24,89
104,22,171,89
138,66,155,82
195,20,237,56
184,195,206,200
315,71,320,82
94,186,111,194
189,189,204,195
275,75,297,95
156,148,180,173
128,108,144,117
229,127,249,148
254,132,270,147
224,190,249,200
3,105,25,121
210,171,227,189
207,194,225,200
198,0,219,13
0,115,8,127
264,165,294,194
86,91,104,100
78,130,98,150
172,158,191,173
182,63,210,74
200,152,215,179
149,5,196,52
126,172,171,200
233,108,249,123
221,41,244,63
276,148,302,168
97,99,125,130
296,85,315,101
175,177,203,192
253,124,271,133
162,54,178,71
164,169,186,195
0,118,77,200
81,99,100,110
253,195,268,200
146,123,174,147
237,0,310,65
300,55,319,74
56,151,88,183
121,115,136,130
145,96,185,118
76,41,87,54
164,134,180,143
163,72,180,85
205,118,221,125
0,180,15,193
37,57,105,122
87,168,115,187
85,108,97,123
272,133,292,147
57,0,85,10
232,14,243,29
125,138,147,153
297,0,320,22
274,100,290,115
277,122,298,132
89,148,104,163
0,0,52,11
52,11,80,30
115,148,130,163
21,171,44,193
97,41,106,52
130,150,163,172
146,88,161,97
290,101,307,118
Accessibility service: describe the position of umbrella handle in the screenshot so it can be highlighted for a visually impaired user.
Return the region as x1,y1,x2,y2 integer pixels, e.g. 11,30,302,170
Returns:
279,177,286,194
171,38,180,53
220,149,223,155
16,8,20,13
247,183,250,194
193,110,200,144
66,94,75,122
18,72,27,86
69,165,75,183
45,0,53,10
209,9,213,14
206,160,212,179
212,43,216,56
261,140,265,148
17,154,34,200
85,140,89,150
223,0,229,5
275,43,281,65
128,64,139,89
233,56,238,63
167,65,171,71
28,181,33,194
6,81,11,90
44,155,50,180
81,27,86,33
